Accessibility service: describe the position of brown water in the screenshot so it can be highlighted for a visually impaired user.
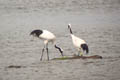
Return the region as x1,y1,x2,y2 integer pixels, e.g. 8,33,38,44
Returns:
0,0,120,80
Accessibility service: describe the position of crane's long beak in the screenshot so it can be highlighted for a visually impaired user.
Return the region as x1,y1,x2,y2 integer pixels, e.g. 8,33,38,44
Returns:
60,50,64,56
30,35,34,41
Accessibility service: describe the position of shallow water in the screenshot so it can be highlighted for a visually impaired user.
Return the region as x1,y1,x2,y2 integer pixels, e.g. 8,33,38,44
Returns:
0,0,120,80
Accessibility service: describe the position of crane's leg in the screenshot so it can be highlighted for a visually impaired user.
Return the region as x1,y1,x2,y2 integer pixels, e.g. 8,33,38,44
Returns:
40,45,45,61
46,44,49,61
80,51,83,56
78,49,83,56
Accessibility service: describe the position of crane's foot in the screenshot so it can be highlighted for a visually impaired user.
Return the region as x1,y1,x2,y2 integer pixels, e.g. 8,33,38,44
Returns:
62,56,67,58
78,52,83,56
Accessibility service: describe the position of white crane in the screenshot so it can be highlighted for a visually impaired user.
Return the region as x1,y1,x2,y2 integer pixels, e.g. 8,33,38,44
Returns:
68,24,89,56
30,29,64,61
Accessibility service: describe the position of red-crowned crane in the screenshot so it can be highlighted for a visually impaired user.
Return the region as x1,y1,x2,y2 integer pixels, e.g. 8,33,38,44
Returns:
30,29,64,61
68,24,89,56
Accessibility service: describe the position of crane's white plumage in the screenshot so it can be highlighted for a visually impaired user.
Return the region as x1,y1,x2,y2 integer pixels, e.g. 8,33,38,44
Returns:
71,34,86,48
30,29,63,61
39,30,56,40
68,24,89,56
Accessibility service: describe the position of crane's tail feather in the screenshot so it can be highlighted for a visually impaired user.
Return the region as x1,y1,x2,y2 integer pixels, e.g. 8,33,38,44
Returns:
30,30,43,37
81,44,89,54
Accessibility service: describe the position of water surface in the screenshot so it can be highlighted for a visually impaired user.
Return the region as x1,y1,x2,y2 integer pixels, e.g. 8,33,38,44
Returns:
0,0,120,80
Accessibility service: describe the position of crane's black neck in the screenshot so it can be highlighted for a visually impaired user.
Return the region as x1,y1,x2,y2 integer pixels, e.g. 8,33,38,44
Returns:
54,45,64,56
68,25,73,34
